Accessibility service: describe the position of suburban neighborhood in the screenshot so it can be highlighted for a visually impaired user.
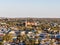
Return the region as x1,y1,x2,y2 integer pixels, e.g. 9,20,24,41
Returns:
0,18,60,45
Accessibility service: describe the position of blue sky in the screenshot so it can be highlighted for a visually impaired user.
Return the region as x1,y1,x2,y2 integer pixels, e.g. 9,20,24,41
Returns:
0,0,60,18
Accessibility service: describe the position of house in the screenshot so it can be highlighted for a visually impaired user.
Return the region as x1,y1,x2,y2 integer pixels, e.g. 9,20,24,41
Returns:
25,21,39,27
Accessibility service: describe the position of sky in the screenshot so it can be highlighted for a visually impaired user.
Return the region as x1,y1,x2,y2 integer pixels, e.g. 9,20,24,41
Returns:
0,0,60,18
